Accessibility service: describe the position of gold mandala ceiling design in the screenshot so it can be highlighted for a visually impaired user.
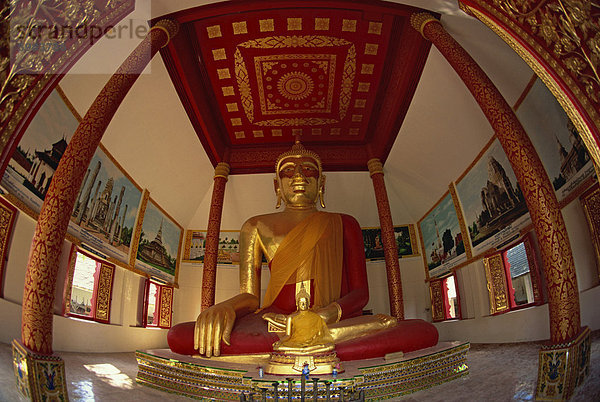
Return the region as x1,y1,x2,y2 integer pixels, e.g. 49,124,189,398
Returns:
157,0,435,173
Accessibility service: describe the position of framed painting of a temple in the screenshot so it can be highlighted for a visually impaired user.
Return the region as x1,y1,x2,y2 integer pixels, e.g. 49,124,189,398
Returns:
516,78,596,206
418,191,467,280
67,144,143,268
455,138,531,258
182,229,240,265
130,195,183,285
362,224,419,261
1,87,78,214
0,86,145,269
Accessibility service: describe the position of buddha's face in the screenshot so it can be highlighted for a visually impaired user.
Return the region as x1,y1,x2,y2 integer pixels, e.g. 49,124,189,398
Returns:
276,156,322,208
297,296,309,311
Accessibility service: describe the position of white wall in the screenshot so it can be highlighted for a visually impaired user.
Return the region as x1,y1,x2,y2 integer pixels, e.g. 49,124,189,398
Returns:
433,197,600,343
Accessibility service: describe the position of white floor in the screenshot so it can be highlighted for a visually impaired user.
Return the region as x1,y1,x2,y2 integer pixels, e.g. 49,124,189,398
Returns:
1,333,599,401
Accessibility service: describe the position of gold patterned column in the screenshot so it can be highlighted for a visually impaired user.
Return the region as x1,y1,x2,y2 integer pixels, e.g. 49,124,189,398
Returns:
367,158,403,319
201,162,230,311
410,13,580,344
20,19,178,355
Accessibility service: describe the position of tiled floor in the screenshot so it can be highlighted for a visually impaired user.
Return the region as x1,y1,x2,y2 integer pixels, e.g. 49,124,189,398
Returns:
1,332,598,401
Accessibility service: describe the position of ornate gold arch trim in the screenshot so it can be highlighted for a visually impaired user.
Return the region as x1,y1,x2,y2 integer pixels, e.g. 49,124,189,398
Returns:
459,1,600,174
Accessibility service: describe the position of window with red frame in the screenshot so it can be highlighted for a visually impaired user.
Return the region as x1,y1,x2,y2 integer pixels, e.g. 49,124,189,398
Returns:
429,274,461,322
143,279,173,328
483,233,544,315
63,246,115,323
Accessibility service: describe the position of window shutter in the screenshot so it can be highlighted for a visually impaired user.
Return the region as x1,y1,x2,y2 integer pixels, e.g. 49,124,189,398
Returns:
93,262,115,323
483,253,510,315
158,286,173,328
429,280,445,322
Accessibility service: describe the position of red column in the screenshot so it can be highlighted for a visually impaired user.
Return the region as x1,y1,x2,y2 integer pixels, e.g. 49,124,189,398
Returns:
368,158,404,319
410,13,580,343
201,162,230,311
21,20,178,354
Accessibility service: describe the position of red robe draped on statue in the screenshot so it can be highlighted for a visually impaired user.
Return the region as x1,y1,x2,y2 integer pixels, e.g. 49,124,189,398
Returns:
168,213,438,360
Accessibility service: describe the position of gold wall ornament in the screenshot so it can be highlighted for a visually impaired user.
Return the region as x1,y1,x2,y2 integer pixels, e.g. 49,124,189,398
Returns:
159,286,174,328
367,158,384,176
458,1,600,171
94,262,115,323
1,0,134,164
409,13,439,39
429,280,445,321
214,162,230,180
152,19,179,47
483,253,510,315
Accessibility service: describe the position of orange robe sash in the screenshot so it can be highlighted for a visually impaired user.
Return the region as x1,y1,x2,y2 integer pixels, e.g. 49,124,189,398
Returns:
262,212,343,309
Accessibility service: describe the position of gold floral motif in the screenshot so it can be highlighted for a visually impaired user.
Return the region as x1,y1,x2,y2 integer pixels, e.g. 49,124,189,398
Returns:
233,49,254,123
255,117,338,126
340,44,356,119
498,0,599,102
232,21,247,35
1,0,134,155
483,253,510,314
94,263,114,322
159,287,173,327
429,280,445,321
234,35,356,126
459,2,600,171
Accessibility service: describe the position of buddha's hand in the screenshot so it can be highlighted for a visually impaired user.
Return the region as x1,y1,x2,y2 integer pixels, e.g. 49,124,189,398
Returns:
194,301,235,357
262,312,287,331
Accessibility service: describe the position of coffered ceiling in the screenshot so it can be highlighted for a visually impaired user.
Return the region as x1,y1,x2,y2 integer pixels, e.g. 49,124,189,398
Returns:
157,0,435,173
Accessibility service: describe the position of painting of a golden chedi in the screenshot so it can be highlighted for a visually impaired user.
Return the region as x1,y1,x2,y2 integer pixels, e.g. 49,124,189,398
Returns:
516,78,594,203
69,146,142,263
419,193,466,279
135,200,182,282
456,139,530,256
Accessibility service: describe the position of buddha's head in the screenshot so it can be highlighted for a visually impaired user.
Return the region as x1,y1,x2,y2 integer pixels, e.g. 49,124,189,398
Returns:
274,141,325,209
295,286,310,311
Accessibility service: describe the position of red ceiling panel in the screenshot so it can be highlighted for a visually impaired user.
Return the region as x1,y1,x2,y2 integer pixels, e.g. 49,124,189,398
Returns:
156,1,435,174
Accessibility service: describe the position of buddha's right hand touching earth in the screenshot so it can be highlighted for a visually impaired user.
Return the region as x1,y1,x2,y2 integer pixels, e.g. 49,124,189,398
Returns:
194,293,258,357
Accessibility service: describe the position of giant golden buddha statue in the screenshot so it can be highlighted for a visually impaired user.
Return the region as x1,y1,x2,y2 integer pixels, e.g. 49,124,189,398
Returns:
168,141,438,360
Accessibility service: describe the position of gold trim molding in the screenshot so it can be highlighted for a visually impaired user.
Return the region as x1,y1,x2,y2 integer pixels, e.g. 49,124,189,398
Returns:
459,1,600,172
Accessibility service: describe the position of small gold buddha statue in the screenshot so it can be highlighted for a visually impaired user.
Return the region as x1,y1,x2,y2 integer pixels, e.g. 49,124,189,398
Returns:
266,285,334,354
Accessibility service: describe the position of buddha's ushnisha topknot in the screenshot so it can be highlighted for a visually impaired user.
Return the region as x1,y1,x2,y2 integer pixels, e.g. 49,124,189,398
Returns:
275,140,322,173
